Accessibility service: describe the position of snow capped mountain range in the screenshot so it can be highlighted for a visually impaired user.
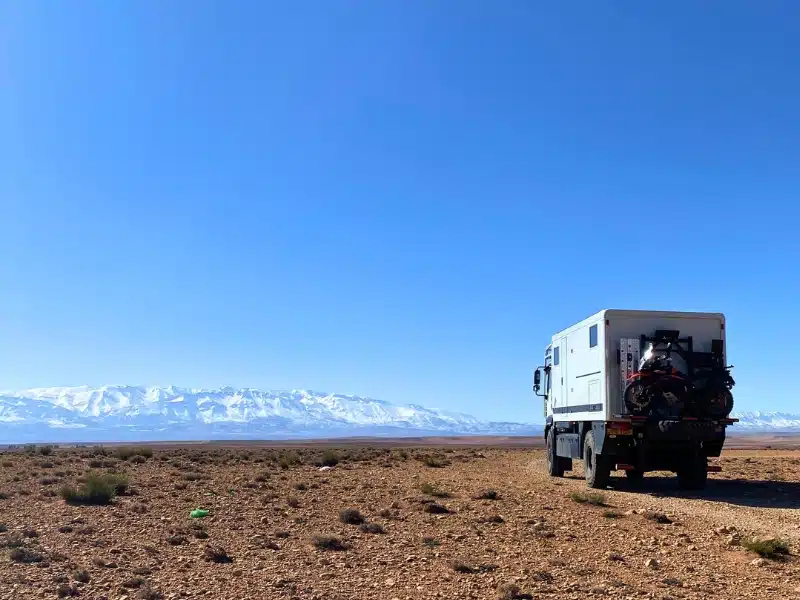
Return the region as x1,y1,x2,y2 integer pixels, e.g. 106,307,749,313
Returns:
727,411,800,432
0,385,796,443
0,385,539,443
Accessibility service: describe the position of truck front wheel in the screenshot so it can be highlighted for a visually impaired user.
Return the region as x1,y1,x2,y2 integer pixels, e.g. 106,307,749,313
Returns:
584,431,611,489
546,428,565,477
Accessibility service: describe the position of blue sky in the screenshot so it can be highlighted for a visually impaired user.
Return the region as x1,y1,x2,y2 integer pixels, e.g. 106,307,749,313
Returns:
1,1,798,422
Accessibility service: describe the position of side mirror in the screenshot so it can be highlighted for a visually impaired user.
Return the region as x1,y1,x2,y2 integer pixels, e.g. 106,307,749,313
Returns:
533,368,541,391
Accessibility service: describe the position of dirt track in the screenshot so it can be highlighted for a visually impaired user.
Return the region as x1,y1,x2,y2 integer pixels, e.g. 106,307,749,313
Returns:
1,446,799,599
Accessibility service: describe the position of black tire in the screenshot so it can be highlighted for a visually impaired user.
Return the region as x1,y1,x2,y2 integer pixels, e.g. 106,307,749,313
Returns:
584,431,611,489
546,428,565,477
677,455,708,490
625,469,645,484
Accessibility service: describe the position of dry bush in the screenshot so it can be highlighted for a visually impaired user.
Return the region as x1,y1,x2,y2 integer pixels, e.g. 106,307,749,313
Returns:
203,545,233,563
310,535,348,551
60,473,128,505
569,491,607,506
340,508,365,525
73,570,90,583
643,511,672,524
424,502,450,514
10,547,44,563
473,489,499,500
741,537,790,559
359,522,385,534
421,483,450,498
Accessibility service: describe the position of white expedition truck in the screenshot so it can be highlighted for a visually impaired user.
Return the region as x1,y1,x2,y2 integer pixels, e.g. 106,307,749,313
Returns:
533,309,737,490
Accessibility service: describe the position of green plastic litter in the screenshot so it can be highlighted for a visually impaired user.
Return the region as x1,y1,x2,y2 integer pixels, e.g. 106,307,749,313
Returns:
190,509,210,519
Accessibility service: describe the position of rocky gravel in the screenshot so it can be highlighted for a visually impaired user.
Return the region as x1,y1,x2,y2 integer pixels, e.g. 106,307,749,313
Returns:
0,445,798,599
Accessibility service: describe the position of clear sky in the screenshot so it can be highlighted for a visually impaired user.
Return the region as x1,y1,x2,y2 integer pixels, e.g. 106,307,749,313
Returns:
1,2,798,422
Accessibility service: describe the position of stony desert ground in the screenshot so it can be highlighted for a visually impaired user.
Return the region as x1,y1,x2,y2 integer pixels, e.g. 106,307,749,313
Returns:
1,443,799,600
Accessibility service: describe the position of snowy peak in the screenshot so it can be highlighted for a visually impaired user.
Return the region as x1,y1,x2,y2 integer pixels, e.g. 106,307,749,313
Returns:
729,411,800,431
0,386,536,443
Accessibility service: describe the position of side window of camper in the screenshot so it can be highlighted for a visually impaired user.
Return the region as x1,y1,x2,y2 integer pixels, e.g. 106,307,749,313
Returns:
589,325,598,348
553,346,560,365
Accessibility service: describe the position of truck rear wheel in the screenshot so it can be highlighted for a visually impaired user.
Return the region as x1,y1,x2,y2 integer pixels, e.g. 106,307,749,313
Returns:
584,431,611,489
677,455,708,490
546,428,565,477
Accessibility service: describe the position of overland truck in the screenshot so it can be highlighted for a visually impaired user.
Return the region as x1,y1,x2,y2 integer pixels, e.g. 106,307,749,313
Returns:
533,309,737,489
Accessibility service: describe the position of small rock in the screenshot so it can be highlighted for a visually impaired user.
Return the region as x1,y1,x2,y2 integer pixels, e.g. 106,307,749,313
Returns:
687,545,698,551
726,535,740,546
385,578,395,587
606,552,624,562
751,558,767,567
319,466,333,472
645,558,659,569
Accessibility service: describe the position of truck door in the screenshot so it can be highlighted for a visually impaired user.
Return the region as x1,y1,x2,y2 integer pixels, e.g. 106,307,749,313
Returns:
551,338,568,415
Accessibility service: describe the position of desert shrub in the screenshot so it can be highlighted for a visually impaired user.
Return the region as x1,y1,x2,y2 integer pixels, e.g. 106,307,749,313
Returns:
479,515,504,524
310,535,348,551
274,531,290,539
359,522,385,534
38,445,55,456
181,472,204,482
294,482,308,491
88,460,103,468
60,472,129,505
56,584,80,598
450,560,475,573
254,473,270,483
203,545,233,563
603,510,622,519
40,477,60,485
1,460,13,468
40,461,55,469
569,491,607,506
193,530,209,540
421,483,450,498
10,547,44,563
24,444,37,455
0,524,7,533
73,570,90,583
286,496,301,508
643,511,672,524
741,537,790,559
132,567,152,576
129,455,147,465
122,577,146,588
115,447,153,461
167,535,187,546
136,584,164,600
339,508,365,525
473,489,499,500
0,492,10,500
22,528,39,538
58,525,74,533
278,452,301,470
422,536,440,547
2,533,25,548
318,449,340,468
496,583,530,600
421,455,447,468
378,508,392,518
423,502,450,514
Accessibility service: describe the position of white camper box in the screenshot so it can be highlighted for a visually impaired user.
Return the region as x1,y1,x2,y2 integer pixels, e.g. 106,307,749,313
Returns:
545,309,726,423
